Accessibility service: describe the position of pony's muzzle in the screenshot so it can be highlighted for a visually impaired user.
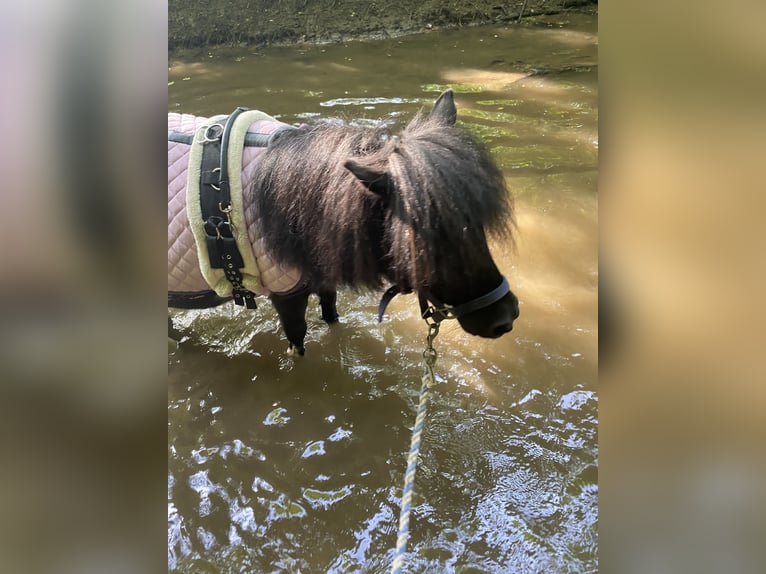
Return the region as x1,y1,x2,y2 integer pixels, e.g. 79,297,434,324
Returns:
454,289,519,339
487,291,520,338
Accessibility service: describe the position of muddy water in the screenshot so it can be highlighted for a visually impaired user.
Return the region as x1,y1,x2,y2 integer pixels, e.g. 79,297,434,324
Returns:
168,14,597,573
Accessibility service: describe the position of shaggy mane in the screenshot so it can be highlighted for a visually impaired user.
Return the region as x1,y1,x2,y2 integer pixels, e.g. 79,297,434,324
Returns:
247,111,513,292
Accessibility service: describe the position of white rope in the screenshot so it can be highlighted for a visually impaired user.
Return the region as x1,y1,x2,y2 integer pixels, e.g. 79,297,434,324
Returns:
391,323,439,574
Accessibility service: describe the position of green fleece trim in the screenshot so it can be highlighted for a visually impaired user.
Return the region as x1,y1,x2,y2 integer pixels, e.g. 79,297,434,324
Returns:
186,111,275,297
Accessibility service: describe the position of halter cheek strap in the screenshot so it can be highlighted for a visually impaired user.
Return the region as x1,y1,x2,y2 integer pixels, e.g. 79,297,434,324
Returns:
377,284,410,322
377,276,510,324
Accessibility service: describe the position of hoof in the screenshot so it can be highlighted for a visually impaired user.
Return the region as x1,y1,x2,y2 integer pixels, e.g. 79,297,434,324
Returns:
322,313,340,324
287,343,305,356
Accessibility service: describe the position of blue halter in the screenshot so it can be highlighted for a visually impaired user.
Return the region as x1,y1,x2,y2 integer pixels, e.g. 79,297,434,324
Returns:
377,276,510,324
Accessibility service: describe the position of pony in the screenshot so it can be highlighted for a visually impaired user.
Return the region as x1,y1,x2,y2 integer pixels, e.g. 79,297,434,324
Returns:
168,90,519,354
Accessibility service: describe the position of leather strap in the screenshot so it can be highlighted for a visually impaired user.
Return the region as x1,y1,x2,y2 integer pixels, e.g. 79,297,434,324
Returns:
377,276,510,324
377,285,406,322
198,107,257,308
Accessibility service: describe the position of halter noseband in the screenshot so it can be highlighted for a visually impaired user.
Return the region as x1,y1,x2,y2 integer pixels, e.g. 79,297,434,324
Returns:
377,276,510,325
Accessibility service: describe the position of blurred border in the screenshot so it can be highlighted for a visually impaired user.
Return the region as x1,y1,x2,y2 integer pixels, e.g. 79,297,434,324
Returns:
2,0,765,571
0,1,168,571
601,0,766,571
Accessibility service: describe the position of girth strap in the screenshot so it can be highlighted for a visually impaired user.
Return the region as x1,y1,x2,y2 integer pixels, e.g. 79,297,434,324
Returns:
199,107,257,308
168,128,293,147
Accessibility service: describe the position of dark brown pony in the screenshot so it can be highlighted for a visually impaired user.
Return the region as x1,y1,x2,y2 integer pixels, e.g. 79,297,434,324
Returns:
171,90,519,353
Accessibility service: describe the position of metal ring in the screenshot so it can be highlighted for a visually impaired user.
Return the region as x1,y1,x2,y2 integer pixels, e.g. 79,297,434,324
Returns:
194,123,224,144
204,123,224,142
210,167,221,191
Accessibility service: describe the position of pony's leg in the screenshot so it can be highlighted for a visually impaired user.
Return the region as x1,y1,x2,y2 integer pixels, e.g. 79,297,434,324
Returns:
318,290,339,324
270,289,311,355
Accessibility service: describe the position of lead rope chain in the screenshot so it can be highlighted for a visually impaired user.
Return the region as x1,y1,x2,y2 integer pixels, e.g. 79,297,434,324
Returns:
391,321,440,574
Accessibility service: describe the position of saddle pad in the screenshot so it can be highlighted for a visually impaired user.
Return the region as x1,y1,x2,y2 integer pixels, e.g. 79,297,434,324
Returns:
168,112,302,296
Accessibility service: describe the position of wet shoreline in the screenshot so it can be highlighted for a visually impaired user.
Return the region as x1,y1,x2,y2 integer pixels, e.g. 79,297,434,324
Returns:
169,0,597,53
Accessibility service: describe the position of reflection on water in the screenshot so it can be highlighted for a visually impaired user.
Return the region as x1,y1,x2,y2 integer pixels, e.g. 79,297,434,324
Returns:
319,97,419,107
169,13,597,573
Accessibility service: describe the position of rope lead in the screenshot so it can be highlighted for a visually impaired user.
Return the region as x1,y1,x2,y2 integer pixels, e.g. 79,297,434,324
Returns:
391,322,439,574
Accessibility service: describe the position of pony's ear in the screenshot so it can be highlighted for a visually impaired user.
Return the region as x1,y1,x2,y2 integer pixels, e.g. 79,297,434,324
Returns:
431,89,457,125
344,159,390,196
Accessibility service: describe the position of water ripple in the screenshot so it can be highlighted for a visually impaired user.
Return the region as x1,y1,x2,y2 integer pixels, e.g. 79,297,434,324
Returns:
302,485,354,510
319,96,418,107
301,440,326,458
